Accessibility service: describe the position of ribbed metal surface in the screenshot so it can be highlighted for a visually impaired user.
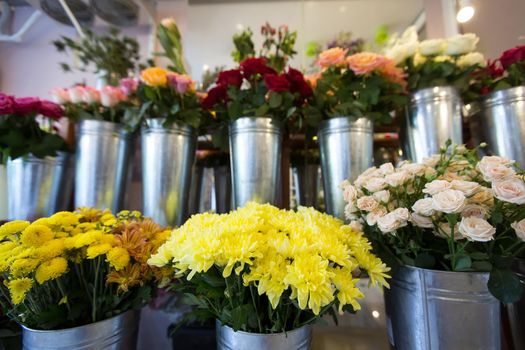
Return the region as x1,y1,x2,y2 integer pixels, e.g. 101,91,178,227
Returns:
292,164,319,208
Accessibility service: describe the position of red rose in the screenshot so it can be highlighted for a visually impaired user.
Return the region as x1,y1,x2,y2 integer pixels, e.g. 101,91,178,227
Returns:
39,100,63,120
14,97,41,115
240,57,277,79
217,69,243,88
499,45,525,69
0,93,16,115
480,86,491,95
488,60,504,78
285,68,313,98
201,84,228,109
264,74,291,92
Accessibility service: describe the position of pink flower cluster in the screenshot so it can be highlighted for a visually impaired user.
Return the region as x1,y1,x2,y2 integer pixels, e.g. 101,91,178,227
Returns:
51,78,138,108
167,72,195,94
0,93,63,120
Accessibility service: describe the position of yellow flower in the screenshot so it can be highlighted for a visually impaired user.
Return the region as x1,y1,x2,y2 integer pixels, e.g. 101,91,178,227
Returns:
8,278,33,304
331,267,364,314
34,239,65,260
11,258,40,277
141,67,168,87
100,214,117,227
35,257,68,284
0,220,29,239
76,207,105,222
107,247,130,271
86,243,112,259
50,211,79,227
64,230,103,249
21,224,55,247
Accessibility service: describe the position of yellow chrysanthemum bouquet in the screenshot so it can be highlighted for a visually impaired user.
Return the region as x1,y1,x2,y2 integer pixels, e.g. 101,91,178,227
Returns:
148,202,390,333
0,209,170,330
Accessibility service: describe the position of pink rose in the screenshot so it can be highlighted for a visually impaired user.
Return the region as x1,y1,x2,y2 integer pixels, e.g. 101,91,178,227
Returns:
50,88,70,104
14,97,41,114
81,87,101,104
0,93,16,114
119,78,139,96
39,100,63,120
100,86,125,108
68,86,86,104
168,73,195,94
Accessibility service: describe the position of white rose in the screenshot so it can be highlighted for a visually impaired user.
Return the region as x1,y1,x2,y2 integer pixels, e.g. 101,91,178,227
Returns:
357,196,379,212
422,155,441,167
492,178,525,204
379,163,395,175
451,180,481,196
445,33,479,55
457,52,486,68
480,164,515,182
341,181,358,203
419,39,445,56
373,190,390,204
410,213,434,228
434,55,453,63
432,189,466,214
412,198,435,216
435,222,463,240
458,217,496,242
348,220,364,233
401,163,427,176
377,212,407,234
344,203,359,221
385,42,418,64
413,52,427,66
364,178,387,193
461,204,489,218
392,208,410,222
423,180,452,195
385,171,411,187
366,207,387,226
68,86,85,103
361,166,381,177
511,219,525,241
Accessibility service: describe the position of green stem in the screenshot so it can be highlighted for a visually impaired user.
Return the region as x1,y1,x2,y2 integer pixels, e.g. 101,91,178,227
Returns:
249,284,263,333
92,257,102,322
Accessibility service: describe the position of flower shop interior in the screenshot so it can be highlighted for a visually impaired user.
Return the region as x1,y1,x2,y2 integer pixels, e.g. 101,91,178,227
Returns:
1,0,525,350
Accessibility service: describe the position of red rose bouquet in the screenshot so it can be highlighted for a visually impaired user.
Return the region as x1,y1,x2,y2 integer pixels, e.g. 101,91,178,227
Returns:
487,45,525,91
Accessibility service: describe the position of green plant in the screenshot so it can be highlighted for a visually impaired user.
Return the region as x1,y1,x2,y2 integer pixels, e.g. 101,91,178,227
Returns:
156,18,186,74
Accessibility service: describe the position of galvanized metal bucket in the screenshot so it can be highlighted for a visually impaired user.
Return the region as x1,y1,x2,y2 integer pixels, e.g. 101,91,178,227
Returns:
7,152,71,221
229,117,282,208
476,86,525,166
508,258,525,350
214,165,232,214
141,118,196,227
0,164,7,220
216,321,311,350
318,116,373,220
75,120,133,212
401,86,463,163
384,266,501,350
22,309,140,350
292,164,319,208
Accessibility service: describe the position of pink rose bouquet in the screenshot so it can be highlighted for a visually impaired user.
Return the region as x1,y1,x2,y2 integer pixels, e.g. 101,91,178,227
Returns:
343,142,525,303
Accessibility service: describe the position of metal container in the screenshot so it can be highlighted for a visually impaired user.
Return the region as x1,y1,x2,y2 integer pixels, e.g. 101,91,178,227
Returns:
75,120,133,212
229,117,282,208
141,119,196,227
401,86,463,163
216,321,311,350
22,309,140,350
0,164,8,220
477,86,525,166
7,152,70,221
384,266,501,350
292,164,319,208
214,165,232,214
508,258,525,350
318,116,373,219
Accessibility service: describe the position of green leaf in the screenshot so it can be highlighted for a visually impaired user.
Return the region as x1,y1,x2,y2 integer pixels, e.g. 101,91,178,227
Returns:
488,268,524,304
255,104,270,117
268,93,283,108
453,255,472,271
414,253,436,268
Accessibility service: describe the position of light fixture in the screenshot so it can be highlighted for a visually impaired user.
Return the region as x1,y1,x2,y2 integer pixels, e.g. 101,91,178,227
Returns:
457,0,475,23
372,310,380,319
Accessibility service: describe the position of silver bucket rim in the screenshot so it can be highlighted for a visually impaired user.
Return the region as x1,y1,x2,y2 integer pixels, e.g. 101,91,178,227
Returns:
399,264,491,277
410,86,460,104
8,151,70,166
482,85,525,108
77,119,132,138
318,116,373,136
215,320,311,337
229,116,283,136
142,117,196,137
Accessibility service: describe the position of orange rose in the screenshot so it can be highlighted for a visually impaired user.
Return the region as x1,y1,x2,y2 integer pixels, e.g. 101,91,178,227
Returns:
317,47,348,68
380,62,407,88
304,73,321,89
346,52,387,75
141,67,168,87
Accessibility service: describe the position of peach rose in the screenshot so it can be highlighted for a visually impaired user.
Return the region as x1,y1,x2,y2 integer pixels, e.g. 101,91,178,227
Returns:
423,180,452,195
50,88,70,104
346,52,387,75
317,47,348,68
304,73,321,89
141,67,168,87
366,207,387,226
67,85,85,104
380,61,407,87
451,180,481,196
357,196,379,212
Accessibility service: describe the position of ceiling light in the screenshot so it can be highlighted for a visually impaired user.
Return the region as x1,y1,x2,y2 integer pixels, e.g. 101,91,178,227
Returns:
457,0,475,23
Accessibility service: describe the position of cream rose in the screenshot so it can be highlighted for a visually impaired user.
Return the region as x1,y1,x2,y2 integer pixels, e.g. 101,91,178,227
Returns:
410,213,434,228
385,171,411,187
419,39,445,56
461,204,488,218
492,178,525,204
451,180,481,196
344,203,359,221
373,190,390,204
458,217,495,242
422,155,441,167
445,33,479,55
366,207,387,226
432,189,466,214
348,220,364,233
435,222,462,240
480,164,515,182
341,181,358,203
357,196,379,212
511,219,525,241
379,163,395,175
364,178,387,193
401,163,427,176
377,212,407,234
384,43,417,64
412,198,435,216
392,208,410,222
457,52,486,68
423,180,452,195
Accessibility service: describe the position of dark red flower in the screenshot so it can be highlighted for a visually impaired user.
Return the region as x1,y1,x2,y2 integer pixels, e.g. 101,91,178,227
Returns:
39,100,63,120
217,69,243,88
0,93,16,115
480,86,491,95
488,60,504,78
14,97,41,115
264,74,291,92
285,68,313,98
240,57,277,79
201,84,228,109
499,45,525,69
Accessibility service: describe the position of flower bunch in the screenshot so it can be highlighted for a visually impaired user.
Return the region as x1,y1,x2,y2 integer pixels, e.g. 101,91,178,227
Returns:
148,202,390,333
138,67,203,129
0,93,66,164
384,27,486,98
0,209,170,330
304,49,407,125
53,80,142,131
201,58,311,124
342,143,525,303
486,45,525,91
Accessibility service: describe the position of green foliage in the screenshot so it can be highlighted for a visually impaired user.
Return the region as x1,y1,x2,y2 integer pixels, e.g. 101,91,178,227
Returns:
493,62,525,91
53,28,141,86
232,28,256,64
156,20,186,74
201,66,226,91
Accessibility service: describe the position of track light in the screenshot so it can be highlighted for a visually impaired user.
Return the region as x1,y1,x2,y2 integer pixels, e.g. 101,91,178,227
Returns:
457,0,475,23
